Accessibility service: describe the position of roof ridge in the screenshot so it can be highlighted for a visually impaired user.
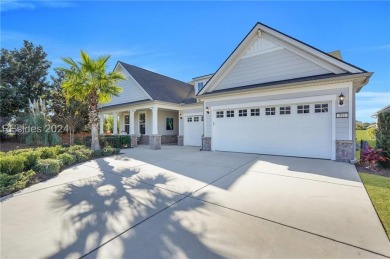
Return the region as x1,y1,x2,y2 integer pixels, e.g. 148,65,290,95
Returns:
118,61,192,87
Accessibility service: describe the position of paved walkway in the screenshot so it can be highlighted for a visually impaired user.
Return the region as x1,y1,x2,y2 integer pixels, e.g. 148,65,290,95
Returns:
1,145,389,258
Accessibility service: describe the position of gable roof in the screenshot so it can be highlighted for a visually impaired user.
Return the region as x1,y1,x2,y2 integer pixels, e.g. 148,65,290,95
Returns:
198,22,369,96
118,61,196,104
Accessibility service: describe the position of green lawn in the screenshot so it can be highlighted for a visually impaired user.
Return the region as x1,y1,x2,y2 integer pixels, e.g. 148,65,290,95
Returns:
359,173,390,240
356,130,376,160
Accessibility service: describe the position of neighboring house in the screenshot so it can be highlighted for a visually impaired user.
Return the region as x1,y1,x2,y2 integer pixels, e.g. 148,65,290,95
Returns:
372,105,390,125
99,22,372,162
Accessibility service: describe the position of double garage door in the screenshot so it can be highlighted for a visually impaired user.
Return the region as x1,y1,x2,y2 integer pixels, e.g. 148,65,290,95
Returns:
213,102,332,159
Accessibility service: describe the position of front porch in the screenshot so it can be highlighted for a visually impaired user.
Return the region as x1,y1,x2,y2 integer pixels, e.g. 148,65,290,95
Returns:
99,103,181,150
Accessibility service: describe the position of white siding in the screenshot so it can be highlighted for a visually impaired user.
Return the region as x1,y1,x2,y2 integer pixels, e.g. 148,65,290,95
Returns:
204,84,351,141
101,74,151,108
158,110,178,135
215,48,332,91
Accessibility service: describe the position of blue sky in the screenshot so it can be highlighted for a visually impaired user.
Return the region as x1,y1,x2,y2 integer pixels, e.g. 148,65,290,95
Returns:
1,1,389,122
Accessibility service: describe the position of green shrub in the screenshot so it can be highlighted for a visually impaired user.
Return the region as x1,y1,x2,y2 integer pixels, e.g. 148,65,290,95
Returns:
68,150,89,162
57,153,77,166
120,135,130,147
19,151,40,170
0,155,26,175
36,147,57,159
0,170,36,197
367,127,376,140
102,146,115,156
69,145,88,151
92,149,104,157
34,159,61,175
113,148,120,155
10,148,35,155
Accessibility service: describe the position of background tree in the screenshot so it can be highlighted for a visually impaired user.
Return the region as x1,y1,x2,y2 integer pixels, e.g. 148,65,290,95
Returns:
51,70,89,145
0,41,52,124
376,112,390,168
59,51,124,150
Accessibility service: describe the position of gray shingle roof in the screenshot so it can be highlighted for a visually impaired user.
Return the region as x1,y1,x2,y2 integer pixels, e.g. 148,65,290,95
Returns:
118,61,196,104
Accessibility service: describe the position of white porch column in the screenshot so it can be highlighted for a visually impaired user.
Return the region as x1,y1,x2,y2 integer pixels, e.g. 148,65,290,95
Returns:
99,114,104,134
150,105,161,150
129,109,135,135
119,113,124,133
152,106,158,135
113,112,118,135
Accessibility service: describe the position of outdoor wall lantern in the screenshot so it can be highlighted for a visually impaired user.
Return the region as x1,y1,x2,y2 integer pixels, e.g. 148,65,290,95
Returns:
339,93,345,105
205,106,210,115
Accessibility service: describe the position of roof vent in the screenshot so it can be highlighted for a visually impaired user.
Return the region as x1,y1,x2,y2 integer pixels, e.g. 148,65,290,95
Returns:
328,50,342,60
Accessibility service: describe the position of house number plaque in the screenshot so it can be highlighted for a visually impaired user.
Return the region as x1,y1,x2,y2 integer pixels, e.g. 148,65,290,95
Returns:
336,112,349,118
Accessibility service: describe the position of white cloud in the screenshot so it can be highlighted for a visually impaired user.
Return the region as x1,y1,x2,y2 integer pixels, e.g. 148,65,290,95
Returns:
356,91,390,122
0,0,76,12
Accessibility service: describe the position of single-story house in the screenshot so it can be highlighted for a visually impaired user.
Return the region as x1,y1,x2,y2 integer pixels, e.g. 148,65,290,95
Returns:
99,22,372,162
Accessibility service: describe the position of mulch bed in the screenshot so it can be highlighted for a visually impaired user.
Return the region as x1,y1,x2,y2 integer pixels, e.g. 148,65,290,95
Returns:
355,164,390,178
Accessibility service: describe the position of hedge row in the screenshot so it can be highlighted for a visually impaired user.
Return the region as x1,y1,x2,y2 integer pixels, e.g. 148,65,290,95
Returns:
0,145,120,196
82,135,131,149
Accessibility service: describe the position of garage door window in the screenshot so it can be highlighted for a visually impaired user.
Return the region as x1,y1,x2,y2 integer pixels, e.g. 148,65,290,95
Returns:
315,103,328,113
265,107,276,115
227,110,234,117
201,116,204,121
194,116,199,122
297,105,310,114
216,111,224,118
187,117,192,122
251,108,260,116
280,106,291,115
239,109,247,117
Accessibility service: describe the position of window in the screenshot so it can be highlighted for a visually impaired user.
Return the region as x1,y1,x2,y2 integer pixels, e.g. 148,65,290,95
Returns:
194,116,199,122
124,115,130,134
201,116,204,121
197,82,204,93
265,107,276,115
216,111,224,118
187,117,192,122
227,110,234,117
297,105,310,114
251,108,260,116
139,113,146,134
239,109,247,117
280,106,291,115
315,103,328,113
166,118,174,130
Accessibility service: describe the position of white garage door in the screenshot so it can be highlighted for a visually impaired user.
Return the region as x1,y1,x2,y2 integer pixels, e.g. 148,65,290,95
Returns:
213,103,332,159
184,115,203,146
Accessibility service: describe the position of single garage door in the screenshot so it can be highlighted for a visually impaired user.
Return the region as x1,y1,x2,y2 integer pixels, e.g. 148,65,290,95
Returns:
213,103,332,159
184,115,203,146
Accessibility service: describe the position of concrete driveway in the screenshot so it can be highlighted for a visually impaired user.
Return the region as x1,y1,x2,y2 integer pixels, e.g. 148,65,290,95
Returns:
1,145,389,258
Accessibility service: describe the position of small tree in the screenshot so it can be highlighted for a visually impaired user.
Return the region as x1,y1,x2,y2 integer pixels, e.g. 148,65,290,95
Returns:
51,70,89,145
376,112,390,168
58,51,125,150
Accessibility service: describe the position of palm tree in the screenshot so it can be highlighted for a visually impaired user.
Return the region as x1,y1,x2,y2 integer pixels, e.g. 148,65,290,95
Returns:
59,51,125,150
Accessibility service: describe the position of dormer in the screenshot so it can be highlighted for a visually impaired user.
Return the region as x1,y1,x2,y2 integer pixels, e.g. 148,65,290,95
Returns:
191,73,213,94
